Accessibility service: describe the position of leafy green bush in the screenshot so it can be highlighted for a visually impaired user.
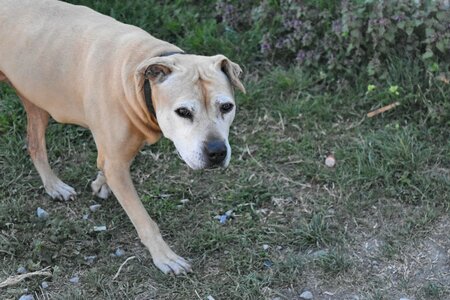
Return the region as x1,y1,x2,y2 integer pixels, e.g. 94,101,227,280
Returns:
217,0,450,78
66,0,449,80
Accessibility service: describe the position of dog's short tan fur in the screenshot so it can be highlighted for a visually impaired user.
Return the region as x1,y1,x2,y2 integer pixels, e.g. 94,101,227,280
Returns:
0,0,244,274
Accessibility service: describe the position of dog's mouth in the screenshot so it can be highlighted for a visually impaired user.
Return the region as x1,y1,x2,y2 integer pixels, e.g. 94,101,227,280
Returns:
176,150,228,170
175,150,183,161
205,163,225,170
175,150,205,170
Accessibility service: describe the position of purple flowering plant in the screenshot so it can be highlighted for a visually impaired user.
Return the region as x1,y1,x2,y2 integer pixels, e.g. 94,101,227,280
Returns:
215,0,450,78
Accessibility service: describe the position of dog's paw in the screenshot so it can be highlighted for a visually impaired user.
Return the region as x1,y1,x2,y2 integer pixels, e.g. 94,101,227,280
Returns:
91,172,111,199
153,251,192,275
92,182,111,199
45,179,76,201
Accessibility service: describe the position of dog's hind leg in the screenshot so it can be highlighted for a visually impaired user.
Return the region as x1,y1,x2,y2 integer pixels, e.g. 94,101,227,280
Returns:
20,95,77,201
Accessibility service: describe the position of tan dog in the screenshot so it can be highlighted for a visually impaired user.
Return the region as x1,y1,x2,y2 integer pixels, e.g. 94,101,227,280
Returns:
0,0,244,274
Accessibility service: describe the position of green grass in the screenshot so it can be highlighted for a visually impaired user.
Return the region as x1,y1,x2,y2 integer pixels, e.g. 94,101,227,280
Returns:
421,282,446,299
1,1,450,299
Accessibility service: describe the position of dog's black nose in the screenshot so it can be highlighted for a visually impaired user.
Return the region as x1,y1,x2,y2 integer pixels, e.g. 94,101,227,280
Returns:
205,140,227,167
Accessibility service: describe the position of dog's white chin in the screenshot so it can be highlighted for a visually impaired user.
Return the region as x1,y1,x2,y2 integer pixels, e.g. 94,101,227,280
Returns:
184,159,205,170
175,149,205,170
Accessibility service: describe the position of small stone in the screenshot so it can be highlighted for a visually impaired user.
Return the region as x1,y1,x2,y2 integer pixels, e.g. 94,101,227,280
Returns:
263,260,273,268
17,266,27,274
207,296,215,300
325,155,336,168
399,298,410,300
19,295,34,300
89,204,101,212
94,225,107,232
262,244,270,251
180,199,189,204
83,214,90,220
36,207,49,219
69,276,79,284
219,215,228,224
84,255,97,264
218,210,234,224
300,291,313,300
311,249,328,258
41,281,49,289
114,248,125,257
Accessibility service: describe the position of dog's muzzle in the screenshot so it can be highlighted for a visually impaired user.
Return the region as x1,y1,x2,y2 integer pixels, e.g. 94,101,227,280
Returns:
204,140,227,168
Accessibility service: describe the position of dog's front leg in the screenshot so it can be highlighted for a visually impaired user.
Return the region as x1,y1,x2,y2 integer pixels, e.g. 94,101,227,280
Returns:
103,159,192,274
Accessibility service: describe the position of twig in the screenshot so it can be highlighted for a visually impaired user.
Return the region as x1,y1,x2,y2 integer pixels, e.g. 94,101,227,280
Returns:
113,256,136,280
283,159,304,165
0,267,52,288
278,112,285,132
367,101,400,118
194,290,202,300
246,145,264,169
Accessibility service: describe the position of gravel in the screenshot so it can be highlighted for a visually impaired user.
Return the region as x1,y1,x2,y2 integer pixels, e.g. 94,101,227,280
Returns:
36,207,49,219
263,260,273,268
218,209,234,224
93,225,107,232
219,214,227,224
325,155,336,167
114,248,125,257
310,249,328,258
69,276,79,284
89,204,101,212
300,291,313,300
84,255,97,264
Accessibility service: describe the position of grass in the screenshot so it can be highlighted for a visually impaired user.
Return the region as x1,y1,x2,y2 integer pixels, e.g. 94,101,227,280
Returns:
1,1,450,299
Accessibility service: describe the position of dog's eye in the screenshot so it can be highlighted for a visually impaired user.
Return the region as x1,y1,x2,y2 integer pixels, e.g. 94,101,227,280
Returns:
220,103,234,114
175,107,193,119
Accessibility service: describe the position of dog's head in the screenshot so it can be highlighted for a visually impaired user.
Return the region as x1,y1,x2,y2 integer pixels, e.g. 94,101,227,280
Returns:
137,54,245,170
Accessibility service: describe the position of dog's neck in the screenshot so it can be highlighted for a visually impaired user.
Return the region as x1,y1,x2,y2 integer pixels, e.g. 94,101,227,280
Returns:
122,45,183,145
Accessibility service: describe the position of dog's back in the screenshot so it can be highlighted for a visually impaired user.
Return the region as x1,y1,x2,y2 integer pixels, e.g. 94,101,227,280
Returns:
0,0,174,125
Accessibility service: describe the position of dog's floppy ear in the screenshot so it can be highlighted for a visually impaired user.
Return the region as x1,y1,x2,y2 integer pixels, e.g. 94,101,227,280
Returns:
144,64,172,82
215,55,246,94
136,57,174,83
